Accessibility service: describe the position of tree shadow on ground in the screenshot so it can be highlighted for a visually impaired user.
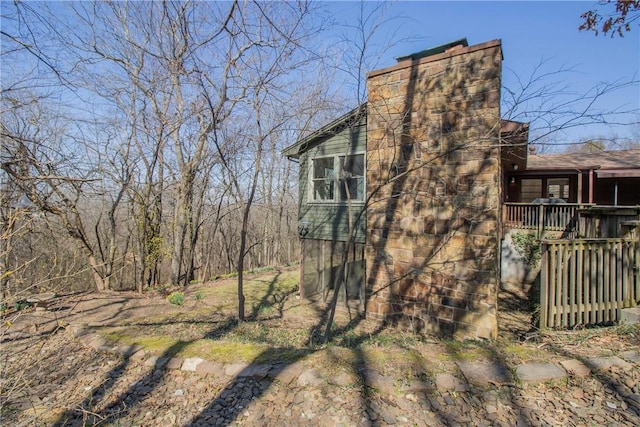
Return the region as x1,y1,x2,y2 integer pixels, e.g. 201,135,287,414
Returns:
188,315,397,426
48,271,283,426
49,269,321,425
49,280,396,426
539,334,640,422
17,277,637,427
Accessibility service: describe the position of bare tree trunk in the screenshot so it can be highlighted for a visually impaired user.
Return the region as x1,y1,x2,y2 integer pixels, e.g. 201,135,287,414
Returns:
0,206,15,299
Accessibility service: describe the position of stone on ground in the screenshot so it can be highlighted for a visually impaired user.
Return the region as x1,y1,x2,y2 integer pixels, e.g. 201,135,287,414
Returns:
559,359,591,377
457,362,513,386
515,363,565,384
585,356,632,372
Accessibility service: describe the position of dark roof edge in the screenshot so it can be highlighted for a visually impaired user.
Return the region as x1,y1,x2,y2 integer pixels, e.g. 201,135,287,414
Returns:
395,38,468,62
282,104,366,159
368,39,502,80
500,119,529,133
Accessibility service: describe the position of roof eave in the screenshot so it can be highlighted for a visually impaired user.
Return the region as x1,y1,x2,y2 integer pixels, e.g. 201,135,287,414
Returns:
395,38,468,62
282,104,366,159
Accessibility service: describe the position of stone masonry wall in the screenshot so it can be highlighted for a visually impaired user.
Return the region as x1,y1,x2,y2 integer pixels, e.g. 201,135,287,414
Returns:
365,40,503,340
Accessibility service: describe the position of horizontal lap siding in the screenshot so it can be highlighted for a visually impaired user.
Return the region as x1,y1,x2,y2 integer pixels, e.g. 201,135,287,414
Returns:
298,120,367,243
299,203,367,243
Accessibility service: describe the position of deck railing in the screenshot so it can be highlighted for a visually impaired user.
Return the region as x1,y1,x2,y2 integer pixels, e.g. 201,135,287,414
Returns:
503,203,585,238
539,238,639,329
504,203,639,238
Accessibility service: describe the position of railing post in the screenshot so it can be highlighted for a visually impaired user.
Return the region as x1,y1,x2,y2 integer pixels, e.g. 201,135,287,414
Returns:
630,240,640,302
502,204,506,227
539,241,549,329
537,204,545,239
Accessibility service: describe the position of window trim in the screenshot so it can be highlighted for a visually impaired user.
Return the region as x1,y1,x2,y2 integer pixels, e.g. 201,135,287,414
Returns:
547,177,570,201
308,152,366,204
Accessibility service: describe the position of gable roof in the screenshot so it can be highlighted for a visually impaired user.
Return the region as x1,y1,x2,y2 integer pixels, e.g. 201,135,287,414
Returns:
282,104,366,159
283,107,528,161
526,149,640,177
500,120,529,134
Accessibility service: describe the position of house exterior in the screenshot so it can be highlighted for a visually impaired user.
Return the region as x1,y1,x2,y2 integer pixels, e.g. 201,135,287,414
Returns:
505,149,640,206
501,148,640,288
282,106,368,304
284,39,506,339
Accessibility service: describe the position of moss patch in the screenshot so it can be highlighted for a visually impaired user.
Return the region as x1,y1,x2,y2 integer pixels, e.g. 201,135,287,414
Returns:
499,344,542,362
438,340,494,361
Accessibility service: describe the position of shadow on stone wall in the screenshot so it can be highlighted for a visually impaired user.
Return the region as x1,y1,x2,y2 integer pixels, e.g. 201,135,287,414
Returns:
365,40,504,340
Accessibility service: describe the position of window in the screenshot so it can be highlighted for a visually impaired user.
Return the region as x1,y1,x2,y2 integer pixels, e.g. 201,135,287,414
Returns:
339,154,365,201
521,178,542,202
312,157,335,200
310,153,365,202
547,178,570,200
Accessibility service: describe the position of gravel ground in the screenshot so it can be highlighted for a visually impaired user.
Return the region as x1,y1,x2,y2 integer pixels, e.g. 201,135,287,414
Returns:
1,281,639,427
2,318,639,426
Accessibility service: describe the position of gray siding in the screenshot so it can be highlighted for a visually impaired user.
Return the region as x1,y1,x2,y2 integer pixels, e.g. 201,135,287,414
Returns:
298,118,367,243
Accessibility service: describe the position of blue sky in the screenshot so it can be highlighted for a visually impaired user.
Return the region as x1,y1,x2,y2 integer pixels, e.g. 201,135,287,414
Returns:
1,1,636,151
324,1,639,150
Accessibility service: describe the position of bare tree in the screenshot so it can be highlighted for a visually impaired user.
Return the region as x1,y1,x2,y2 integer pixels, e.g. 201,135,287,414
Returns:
1,2,136,293
501,60,639,152
0,96,121,291
202,0,328,320
0,171,30,299
54,1,246,288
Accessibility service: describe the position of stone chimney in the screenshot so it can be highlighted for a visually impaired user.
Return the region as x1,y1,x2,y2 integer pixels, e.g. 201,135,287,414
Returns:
365,40,503,340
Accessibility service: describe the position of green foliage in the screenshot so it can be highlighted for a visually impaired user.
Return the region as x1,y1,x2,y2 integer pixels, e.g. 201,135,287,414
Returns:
151,284,167,293
211,271,239,281
166,291,185,306
13,300,32,311
0,300,33,313
247,265,275,275
194,291,204,301
253,301,274,316
511,232,541,268
439,339,493,361
145,235,168,264
614,322,639,338
211,266,280,281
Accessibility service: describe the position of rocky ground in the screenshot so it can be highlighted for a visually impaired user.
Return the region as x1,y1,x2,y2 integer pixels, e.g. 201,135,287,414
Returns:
1,273,639,426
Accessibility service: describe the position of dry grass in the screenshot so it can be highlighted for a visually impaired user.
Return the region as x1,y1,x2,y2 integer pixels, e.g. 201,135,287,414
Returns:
4,266,638,373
